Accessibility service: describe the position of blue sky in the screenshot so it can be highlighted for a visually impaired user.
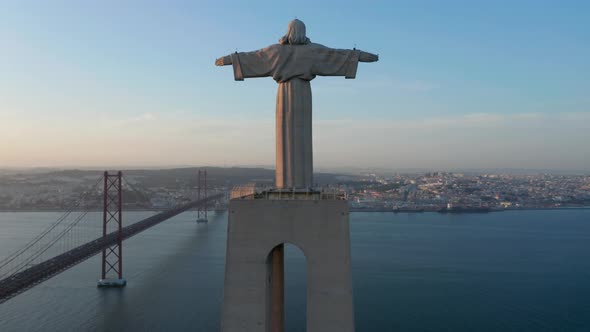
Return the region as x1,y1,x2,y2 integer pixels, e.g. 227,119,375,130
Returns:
1,1,589,170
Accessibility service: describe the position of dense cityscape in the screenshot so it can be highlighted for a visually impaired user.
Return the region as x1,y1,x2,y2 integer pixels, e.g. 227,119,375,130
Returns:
347,172,590,212
1,168,588,213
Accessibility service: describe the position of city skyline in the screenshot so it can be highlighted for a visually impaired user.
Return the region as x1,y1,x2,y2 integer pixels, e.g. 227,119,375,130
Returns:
2,1,589,170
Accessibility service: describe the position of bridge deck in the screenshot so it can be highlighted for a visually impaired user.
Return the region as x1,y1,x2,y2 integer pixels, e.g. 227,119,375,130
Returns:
0,194,223,304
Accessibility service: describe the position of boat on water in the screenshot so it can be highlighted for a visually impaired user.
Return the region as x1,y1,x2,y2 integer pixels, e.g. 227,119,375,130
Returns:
437,206,491,213
437,201,491,214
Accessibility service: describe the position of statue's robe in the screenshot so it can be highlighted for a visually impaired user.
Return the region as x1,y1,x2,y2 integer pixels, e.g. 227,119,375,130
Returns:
230,43,361,189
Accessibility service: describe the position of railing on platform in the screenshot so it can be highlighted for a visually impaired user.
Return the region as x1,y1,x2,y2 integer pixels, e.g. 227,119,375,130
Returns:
230,184,257,199
230,185,347,201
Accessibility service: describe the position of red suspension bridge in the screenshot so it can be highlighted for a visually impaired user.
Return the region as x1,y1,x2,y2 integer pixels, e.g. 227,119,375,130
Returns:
0,171,223,304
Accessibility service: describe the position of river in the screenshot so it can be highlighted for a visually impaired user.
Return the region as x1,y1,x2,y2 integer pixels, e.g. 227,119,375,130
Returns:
1,210,589,331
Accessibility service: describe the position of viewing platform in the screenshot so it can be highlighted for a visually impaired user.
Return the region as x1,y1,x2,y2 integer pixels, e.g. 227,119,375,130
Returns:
230,185,347,201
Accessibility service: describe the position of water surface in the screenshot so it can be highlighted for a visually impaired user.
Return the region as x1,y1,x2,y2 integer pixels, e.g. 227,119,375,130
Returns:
0,210,589,331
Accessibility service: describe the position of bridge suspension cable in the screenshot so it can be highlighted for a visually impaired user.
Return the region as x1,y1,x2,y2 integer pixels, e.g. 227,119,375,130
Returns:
0,171,224,304
0,176,103,279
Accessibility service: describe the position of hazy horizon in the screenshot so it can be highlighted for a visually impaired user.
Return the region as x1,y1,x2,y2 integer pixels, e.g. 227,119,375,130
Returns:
1,164,589,176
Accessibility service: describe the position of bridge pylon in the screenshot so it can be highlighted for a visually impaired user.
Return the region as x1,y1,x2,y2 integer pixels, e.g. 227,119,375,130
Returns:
196,169,208,223
98,171,126,288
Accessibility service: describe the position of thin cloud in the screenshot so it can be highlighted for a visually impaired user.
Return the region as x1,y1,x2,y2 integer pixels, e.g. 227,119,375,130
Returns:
314,112,567,130
112,113,157,127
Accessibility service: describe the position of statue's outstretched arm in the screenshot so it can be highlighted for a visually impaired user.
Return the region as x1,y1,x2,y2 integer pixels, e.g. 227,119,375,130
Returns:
215,55,233,66
359,51,378,63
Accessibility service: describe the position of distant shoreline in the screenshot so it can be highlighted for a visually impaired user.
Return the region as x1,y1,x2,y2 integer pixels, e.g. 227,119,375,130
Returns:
0,208,166,213
350,207,590,213
1,207,589,213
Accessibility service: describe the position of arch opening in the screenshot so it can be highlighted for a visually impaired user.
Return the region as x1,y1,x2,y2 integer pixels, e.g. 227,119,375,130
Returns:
266,243,307,332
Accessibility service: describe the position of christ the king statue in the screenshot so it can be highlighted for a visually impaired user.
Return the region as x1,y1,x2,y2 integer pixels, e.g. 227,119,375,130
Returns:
216,19,378,189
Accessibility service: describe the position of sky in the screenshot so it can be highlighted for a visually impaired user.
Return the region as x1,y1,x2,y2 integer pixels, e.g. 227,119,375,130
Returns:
1,0,589,171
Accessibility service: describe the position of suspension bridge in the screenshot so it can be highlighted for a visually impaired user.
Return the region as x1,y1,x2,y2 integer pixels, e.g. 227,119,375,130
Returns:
0,171,223,304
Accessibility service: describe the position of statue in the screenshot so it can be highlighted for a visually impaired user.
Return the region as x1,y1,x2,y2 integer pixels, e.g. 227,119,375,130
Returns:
216,19,378,189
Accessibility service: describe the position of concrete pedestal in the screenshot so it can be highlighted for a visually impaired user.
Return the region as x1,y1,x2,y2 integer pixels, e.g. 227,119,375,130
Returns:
221,197,354,332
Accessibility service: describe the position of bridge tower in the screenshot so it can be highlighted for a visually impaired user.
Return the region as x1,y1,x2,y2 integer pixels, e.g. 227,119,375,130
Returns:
196,169,208,223
98,171,126,288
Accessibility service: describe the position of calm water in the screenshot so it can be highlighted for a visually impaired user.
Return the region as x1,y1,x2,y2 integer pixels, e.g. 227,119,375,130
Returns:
1,210,589,331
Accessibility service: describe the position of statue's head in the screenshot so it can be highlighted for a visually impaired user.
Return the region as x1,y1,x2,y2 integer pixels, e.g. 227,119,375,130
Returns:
279,19,311,45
